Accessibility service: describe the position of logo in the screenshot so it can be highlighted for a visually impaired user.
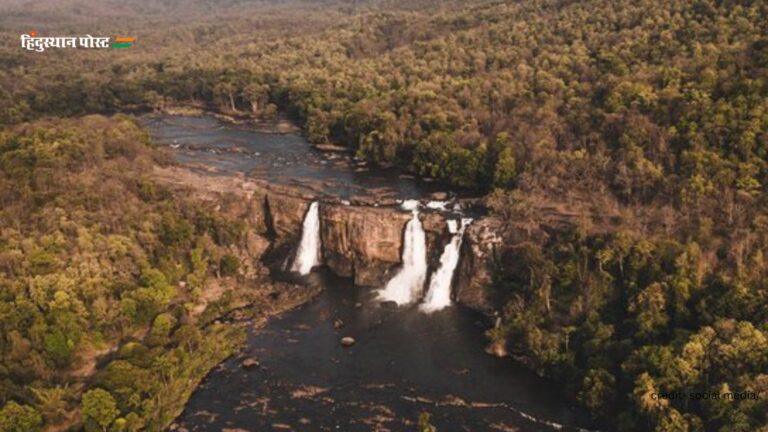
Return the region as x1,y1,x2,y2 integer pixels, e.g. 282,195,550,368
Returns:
20,32,136,52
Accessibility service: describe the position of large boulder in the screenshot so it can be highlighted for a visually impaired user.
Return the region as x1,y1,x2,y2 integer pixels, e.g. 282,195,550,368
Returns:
241,357,260,369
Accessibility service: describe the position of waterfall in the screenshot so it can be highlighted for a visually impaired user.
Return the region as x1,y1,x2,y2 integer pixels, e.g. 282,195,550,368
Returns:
291,201,321,275
400,199,420,211
425,200,449,211
378,210,428,305
420,218,472,312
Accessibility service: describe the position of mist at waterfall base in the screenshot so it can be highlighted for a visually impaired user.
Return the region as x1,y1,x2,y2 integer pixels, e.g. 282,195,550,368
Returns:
291,201,322,275
174,273,593,432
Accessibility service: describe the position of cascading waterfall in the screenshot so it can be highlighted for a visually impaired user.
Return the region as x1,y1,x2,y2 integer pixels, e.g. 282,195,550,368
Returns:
420,218,473,312
378,205,428,305
290,201,322,275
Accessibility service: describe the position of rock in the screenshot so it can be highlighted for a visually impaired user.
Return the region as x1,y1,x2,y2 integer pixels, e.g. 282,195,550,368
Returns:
244,230,270,257
320,204,410,286
430,191,449,200
380,301,398,309
454,218,503,313
333,318,344,329
354,302,363,309
341,337,355,347
155,166,460,301
485,341,508,358
277,120,296,134
241,357,260,369
315,143,348,152
263,189,309,242
379,198,401,207
320,203,449,286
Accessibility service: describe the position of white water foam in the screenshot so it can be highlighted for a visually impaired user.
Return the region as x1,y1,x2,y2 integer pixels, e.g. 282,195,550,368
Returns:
400,199,421,211
425,200,450,211
291,201,322,275
378,210,428,304
420,218,472,312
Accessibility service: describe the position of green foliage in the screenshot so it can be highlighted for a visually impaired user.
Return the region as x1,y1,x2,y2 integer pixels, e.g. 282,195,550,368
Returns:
417,412,437,432
43,329,74,367
94,325,245,431
493,228,768,431
81,388,119,432
0,117,251,431
578,368,616,419
219,255,240,277
0,401,43,432
0,0,767,430
148,313,177,346
31,386,70,425
6,0,764,196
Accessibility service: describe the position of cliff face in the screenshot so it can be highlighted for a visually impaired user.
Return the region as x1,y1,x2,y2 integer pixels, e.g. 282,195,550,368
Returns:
261,183,314,243
320,204,409,286
153,166,496,311
455,218,504,313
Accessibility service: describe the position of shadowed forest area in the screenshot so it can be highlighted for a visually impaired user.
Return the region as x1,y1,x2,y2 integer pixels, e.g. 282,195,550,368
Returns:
0,0,767,431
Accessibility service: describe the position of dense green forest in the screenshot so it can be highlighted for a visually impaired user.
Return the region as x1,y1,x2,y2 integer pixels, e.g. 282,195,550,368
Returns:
0,115,265,431
1,0,767,430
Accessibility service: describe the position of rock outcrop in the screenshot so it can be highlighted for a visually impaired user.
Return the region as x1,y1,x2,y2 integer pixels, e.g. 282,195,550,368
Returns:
240,181,315,244
152,166,497,311
320,204,410,286
319,203,450,286
454,217,503,313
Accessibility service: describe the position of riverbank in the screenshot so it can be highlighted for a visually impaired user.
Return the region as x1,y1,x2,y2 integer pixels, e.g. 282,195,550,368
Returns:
158,278,323,431
158,104,301,135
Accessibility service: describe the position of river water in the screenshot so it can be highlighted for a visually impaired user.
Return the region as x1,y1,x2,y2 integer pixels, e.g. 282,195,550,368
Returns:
146,114,594,432
143,114,446,200
173,274,591,432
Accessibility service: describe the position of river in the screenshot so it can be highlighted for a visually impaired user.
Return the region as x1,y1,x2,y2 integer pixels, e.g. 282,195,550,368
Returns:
145,114,594,432
144,114,448,201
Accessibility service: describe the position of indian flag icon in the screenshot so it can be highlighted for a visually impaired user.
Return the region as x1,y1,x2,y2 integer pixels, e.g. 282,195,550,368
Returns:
111,37,135,48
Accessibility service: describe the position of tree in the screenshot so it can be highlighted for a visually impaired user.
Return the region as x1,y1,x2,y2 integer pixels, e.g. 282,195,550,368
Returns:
219,255,240,278
43,329,74,367
148,313,177,346
578,368,616,418
242,81,269,114
82,388,119,432
629,282,669,341
493,147,516,189
31,386,70,425
417,412,437,432
0,402,43,432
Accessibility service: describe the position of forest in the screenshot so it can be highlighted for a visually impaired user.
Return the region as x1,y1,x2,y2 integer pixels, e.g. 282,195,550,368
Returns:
0,114,262,431
1,0,767,430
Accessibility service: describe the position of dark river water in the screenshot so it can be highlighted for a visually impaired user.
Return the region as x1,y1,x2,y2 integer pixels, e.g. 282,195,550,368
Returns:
143,114,447,200
172,273,592,432
146,114,594,432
